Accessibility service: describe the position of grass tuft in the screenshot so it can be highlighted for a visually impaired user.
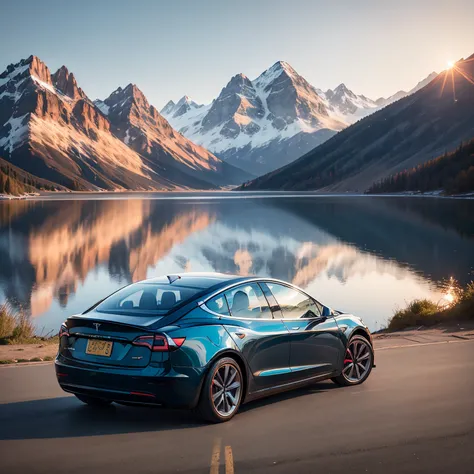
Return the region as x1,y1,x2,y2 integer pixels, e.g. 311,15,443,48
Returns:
0,303,36,344
388,282,474,331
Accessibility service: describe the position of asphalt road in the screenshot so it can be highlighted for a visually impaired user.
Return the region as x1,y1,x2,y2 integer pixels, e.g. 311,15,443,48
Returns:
1,340,473,474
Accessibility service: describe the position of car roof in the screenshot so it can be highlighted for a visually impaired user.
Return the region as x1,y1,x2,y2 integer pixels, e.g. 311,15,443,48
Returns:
144,272,249,290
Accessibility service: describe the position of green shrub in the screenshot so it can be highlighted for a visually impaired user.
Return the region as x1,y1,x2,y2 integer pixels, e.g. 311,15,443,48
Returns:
388,283,474,331
389,299,439,330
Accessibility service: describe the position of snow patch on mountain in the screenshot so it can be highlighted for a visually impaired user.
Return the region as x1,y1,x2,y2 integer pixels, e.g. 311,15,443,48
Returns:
94,100,110,115
0,114,29,153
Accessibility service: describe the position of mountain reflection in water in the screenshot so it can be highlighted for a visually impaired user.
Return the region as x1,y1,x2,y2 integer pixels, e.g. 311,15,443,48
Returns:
0,195,473,332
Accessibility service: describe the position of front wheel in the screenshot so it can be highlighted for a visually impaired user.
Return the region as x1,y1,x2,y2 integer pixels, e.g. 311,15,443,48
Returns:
198,357,243,423
74,394,113,407
332,335,374,386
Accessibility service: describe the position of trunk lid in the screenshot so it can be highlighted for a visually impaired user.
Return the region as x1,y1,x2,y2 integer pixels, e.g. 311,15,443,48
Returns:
60,313,167,368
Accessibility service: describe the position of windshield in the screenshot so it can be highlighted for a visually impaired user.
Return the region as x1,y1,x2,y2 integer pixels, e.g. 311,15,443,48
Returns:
95,282,202,316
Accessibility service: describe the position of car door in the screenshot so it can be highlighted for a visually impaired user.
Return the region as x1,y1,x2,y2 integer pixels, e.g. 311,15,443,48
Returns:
262,282,343,379
216,282,292,392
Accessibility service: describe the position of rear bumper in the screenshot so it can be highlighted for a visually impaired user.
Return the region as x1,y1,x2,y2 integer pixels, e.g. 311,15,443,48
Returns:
55,355,205,408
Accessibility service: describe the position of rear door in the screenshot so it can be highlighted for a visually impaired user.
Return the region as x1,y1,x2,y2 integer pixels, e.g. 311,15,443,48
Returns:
215,282,292,392
262,282,343,378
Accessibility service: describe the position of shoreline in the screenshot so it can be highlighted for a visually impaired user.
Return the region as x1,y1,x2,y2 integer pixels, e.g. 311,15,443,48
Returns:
1,190,473,201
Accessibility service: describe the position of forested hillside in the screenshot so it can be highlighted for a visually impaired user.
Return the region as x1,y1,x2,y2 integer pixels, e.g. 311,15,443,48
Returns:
367,139,474,195
0,157,62,195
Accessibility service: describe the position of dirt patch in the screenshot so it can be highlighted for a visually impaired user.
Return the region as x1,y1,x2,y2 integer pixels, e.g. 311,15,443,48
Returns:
0,343,57,364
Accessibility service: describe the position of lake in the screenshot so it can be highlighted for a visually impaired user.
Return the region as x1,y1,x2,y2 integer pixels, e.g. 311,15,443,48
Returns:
1,193,473,333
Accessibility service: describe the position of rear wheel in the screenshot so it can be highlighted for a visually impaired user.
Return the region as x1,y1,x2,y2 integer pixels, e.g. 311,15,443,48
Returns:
74,394,113,407
198,357,243,423
332,335,373,386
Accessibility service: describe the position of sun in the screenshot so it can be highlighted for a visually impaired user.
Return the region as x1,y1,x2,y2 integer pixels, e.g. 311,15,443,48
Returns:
447,60,454,69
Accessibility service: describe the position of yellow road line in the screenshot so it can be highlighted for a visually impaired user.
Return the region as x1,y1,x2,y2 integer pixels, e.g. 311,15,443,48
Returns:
210,437,222,474
225,446,234,474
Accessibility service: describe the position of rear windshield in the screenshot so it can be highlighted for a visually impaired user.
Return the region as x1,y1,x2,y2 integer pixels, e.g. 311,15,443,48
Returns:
95,283,202,316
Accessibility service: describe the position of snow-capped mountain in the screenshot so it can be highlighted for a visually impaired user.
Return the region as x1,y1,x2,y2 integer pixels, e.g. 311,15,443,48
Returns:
240,55,473,193
162,95,203,120
162,61,348,175
0,55,249,191
319,83,379,122
162,62,438,176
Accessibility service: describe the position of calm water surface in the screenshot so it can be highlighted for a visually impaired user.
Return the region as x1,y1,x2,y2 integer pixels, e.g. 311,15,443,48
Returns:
1,194,473,333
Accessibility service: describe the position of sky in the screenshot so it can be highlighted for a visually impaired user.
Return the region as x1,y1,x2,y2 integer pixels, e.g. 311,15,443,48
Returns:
0,0,473,109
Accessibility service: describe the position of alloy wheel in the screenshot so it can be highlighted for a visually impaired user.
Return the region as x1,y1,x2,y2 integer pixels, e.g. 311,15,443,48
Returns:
342,338,372,383
211,363,242,417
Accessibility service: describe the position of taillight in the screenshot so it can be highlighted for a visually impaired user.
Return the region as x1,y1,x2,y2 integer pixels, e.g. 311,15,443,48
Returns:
132,335,154,350
152,335,169,352
59,324,69,338
133,334,185,352
171,337,186,348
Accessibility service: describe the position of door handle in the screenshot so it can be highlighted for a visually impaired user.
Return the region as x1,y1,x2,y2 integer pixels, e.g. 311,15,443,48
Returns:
291,326,301,331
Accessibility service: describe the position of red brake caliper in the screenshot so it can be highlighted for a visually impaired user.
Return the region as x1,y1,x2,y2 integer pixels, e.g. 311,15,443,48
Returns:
344,348,353,365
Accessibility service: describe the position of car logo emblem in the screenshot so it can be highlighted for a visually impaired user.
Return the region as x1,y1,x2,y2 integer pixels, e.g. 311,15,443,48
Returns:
93,323,101,331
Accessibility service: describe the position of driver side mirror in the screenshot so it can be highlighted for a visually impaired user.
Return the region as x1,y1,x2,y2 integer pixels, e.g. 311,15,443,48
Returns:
322,306,331,317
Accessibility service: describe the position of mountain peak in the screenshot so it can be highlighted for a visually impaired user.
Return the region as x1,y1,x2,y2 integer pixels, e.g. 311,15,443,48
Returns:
252,60,300,90
229,73,251,85
52,65,85,100
272,60,293,72
176,95,193,107
124,83,143,97
335,83,348,92
107,83,150,109
160,99,176,115
333,83,357,99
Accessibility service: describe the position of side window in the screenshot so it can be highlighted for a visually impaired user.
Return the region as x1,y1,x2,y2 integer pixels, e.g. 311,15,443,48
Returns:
266,283,321,319
225,283,271,319
206,294,230,315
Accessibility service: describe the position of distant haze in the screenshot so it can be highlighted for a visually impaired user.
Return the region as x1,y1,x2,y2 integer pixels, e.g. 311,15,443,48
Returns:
1,0,473,108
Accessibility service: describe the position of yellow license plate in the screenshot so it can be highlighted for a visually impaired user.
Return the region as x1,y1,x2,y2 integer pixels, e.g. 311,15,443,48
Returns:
86,339,113,357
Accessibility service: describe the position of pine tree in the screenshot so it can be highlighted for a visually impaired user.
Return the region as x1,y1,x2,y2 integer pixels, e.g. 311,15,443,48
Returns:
4,176,12,194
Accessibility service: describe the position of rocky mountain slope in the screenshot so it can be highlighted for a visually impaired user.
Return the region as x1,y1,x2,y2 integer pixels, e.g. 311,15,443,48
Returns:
162,61,436,176
95,85,248,188
0,56,248,191
239,55,473,192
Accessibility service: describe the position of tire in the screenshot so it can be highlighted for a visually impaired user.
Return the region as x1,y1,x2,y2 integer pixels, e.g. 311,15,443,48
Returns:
332,335,374,386
74,394,113,407
198,357,244,423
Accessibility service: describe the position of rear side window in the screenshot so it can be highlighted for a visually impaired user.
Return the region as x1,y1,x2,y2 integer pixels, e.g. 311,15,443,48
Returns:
95,283,202,316
225,283,272,319
206,294,230,315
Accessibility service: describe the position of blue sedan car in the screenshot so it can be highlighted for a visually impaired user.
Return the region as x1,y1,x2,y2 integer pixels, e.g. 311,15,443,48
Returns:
56,273,374,422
